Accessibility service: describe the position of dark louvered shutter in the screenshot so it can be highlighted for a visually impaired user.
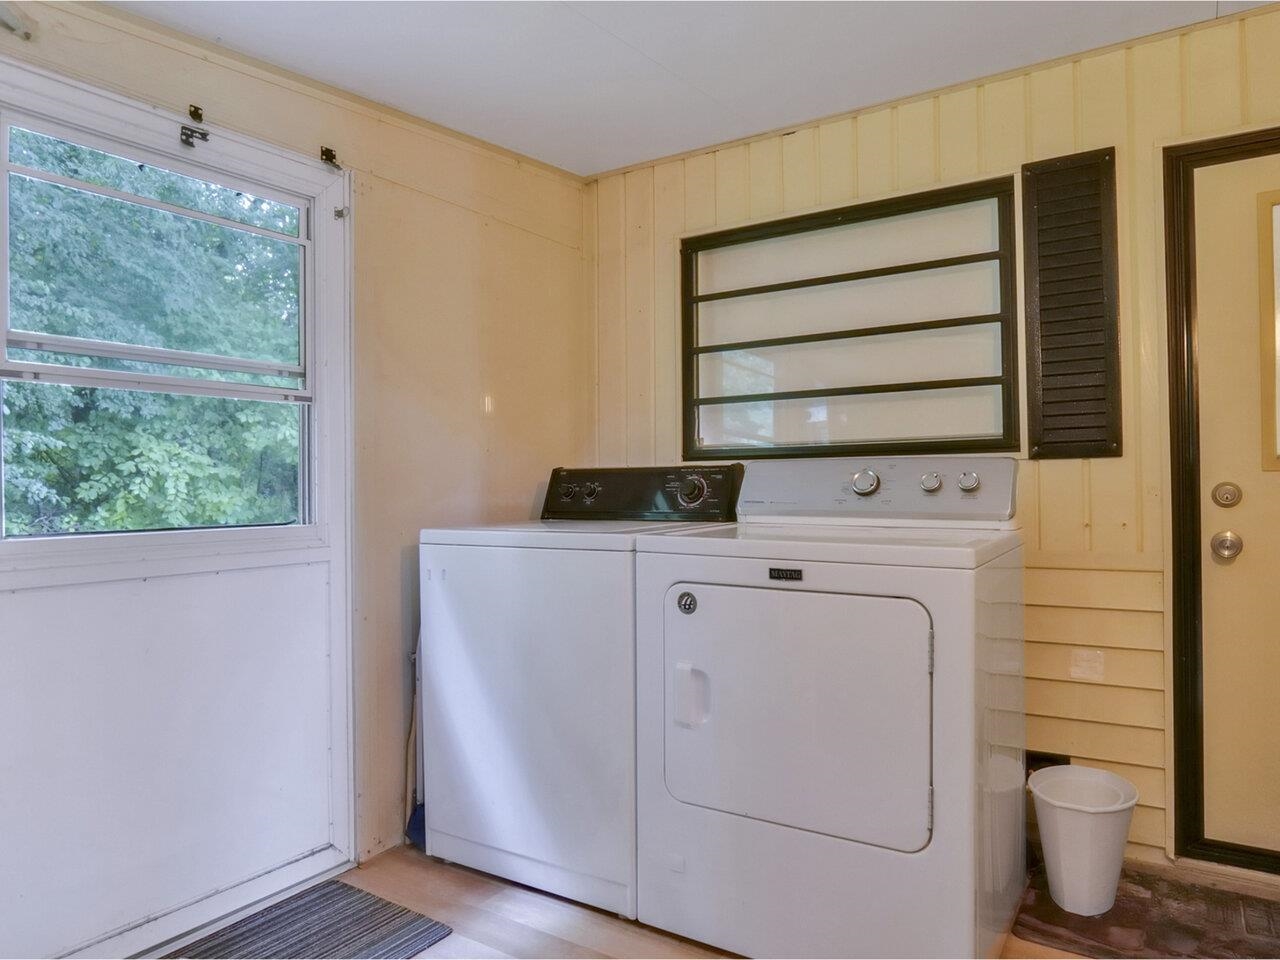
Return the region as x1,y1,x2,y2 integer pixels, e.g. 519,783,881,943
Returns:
1022,148,1122,458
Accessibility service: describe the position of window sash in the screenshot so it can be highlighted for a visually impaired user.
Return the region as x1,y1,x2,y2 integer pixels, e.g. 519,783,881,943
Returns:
680,177,1019,460
0,112,313,405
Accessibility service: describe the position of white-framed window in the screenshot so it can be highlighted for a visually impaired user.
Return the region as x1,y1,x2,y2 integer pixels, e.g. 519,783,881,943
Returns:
0,67,349,548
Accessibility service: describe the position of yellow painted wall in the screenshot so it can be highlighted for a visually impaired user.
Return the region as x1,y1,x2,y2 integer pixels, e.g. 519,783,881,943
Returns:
588,6,1280,863
0,2,594,859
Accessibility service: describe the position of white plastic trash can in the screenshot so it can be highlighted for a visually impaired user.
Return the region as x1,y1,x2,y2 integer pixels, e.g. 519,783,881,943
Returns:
1029,764,1138,916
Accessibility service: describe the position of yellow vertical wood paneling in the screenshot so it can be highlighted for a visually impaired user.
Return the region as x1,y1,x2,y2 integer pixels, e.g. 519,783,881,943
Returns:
1131,35,1182,562
683,152,717,231
980,75,1029,172
714,144,750,224
1037,461,1090,553
624,169,655,465
895,98,937,190
1016,462,1042,554
1079,50,1127,150
938,87,980,182
581,181,599,465
1244,10,1280,123
817,118,856,204
781,128,819,211
748,137,783,219
1184,20,1244,134
596,175,628,465
855,108,894,197
652,161,685,465
1028,62,1077,159
1080,47,1142,559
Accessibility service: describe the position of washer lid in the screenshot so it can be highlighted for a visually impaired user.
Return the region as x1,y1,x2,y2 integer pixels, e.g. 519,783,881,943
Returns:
421,520,729,551
635,522,1022,568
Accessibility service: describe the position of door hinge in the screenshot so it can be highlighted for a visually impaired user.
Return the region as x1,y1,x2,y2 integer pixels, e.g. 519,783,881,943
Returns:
927,628,934,674
333,206,350,220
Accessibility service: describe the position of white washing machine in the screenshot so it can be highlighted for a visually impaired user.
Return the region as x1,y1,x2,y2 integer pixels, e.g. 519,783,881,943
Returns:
635,456,1025,958
418,464,740,917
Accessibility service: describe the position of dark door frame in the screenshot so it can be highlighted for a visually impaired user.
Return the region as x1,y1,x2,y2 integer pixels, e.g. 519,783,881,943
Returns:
1165,126,1280,874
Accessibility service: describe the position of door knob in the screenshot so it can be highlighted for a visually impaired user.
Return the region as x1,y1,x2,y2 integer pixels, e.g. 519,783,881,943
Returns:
1210,530,1243,560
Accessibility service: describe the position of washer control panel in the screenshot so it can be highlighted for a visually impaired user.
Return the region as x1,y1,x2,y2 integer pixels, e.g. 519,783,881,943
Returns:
541,464,742,521
738,457,1017,523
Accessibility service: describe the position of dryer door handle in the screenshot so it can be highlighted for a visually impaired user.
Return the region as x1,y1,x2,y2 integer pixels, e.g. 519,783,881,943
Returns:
673,661,711,728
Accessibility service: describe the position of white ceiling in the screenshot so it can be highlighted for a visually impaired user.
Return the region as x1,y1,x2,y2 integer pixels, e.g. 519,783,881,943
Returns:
110,1,1266,177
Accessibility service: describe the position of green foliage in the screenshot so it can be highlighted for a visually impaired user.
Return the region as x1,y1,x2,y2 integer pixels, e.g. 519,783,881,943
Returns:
2,132,303,536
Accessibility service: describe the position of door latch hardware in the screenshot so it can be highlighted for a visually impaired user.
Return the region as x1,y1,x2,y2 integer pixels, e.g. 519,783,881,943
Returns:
321,146,342,169
676,591,697,615
188,104,204,123
1210,530,1243,560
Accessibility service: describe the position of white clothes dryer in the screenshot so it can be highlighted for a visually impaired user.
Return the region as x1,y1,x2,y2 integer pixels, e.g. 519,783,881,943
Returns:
634,456,1025,958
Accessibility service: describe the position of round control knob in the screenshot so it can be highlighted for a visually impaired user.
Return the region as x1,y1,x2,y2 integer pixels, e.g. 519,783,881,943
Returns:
558,483,577,501
957,472,981,492
678,475,708,507
920,471,943,493
850,468,880,496
582,482,600,501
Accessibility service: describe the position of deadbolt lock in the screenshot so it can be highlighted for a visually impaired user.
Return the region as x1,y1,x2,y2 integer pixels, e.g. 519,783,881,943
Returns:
1211,481,1243,508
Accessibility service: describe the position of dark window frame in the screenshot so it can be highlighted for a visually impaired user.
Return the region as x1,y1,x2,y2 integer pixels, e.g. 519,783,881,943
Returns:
680,176,1019,461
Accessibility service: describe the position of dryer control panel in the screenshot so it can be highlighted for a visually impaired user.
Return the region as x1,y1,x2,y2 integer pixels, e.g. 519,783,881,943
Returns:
541,464,742,521
737,456,1017,524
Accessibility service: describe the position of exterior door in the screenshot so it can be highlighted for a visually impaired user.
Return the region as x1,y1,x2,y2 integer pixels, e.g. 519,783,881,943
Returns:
1168,132,1280,870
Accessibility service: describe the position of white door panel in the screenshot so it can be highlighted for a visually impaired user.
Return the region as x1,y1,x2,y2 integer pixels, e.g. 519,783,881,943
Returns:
663,583,932,852
0,564,335,958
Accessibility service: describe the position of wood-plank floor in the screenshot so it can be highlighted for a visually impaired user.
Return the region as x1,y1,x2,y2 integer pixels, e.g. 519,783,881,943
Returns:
338,845,1087,959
